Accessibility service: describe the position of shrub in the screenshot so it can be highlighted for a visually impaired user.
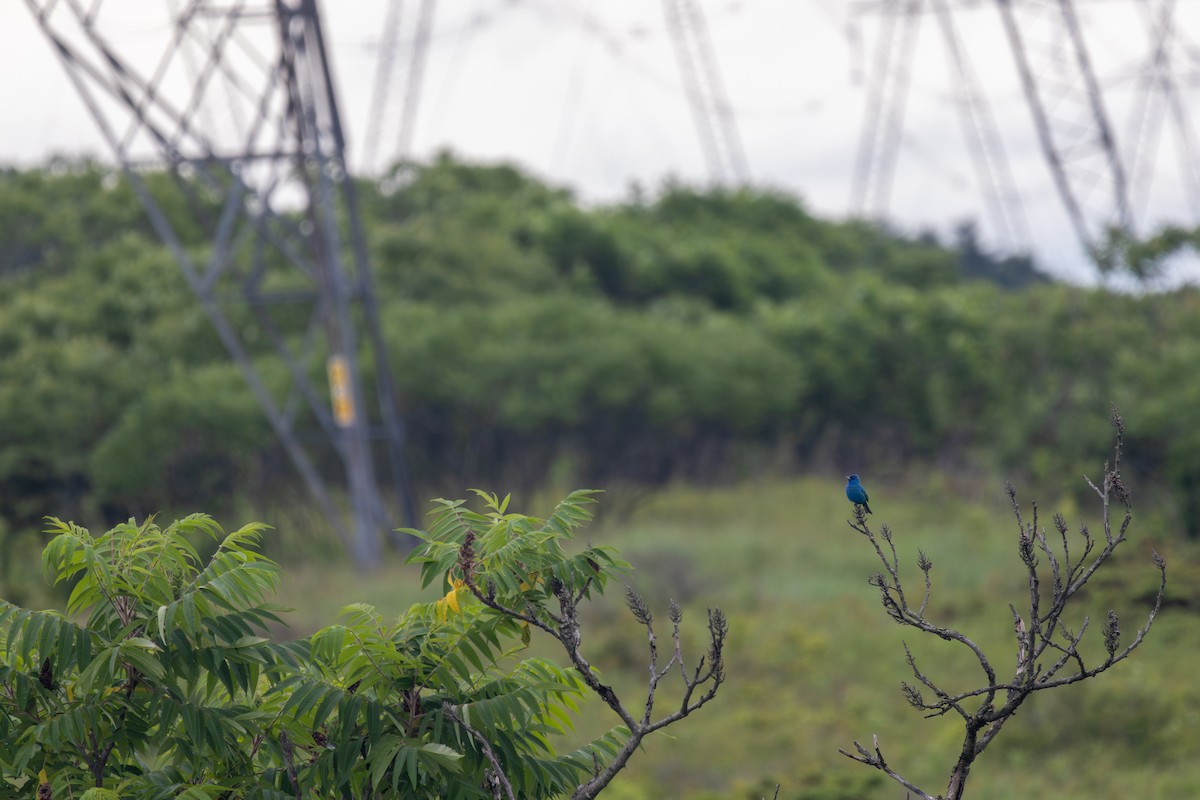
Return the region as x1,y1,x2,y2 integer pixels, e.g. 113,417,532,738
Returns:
0,491,727,799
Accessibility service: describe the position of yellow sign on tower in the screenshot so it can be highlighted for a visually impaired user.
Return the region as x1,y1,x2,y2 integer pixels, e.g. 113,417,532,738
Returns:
326,355,355,427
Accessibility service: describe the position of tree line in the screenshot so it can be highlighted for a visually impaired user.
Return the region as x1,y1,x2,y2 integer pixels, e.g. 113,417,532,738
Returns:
1,154,1198,545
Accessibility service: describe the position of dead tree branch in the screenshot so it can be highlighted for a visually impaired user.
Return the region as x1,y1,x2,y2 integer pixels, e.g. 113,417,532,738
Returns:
458,537,727,800
443,702,516,800
840,409,1166,800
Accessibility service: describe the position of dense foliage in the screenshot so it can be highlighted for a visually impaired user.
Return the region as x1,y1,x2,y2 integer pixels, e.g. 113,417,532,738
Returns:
2,154,1199,548
0,492,676,799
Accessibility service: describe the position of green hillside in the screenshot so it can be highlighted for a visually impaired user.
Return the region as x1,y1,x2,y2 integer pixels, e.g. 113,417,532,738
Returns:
2,153,1199,797
2,154,1198,553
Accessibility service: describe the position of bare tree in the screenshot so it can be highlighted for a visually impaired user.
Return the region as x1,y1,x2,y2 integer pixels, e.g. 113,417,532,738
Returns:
840,409,1167,800
458,535,728,800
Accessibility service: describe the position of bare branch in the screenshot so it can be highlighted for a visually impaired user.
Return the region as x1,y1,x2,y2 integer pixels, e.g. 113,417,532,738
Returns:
436,502,729,800
903,642,969,720
279,730,303,800
838,735,936,800
459,556,558,638
458,575,729,800
916,550,933,618
443,703,516,800
842,410,1166,800
567,602,727,800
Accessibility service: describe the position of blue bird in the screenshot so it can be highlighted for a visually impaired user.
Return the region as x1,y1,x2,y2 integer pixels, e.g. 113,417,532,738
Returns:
845,474,872,514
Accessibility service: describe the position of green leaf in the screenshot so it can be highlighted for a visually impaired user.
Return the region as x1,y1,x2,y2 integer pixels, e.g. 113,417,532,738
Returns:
419,742,464,772
80,789,121,800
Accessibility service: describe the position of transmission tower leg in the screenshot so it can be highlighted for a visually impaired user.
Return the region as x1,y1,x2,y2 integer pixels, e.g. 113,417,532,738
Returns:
26,0,415,569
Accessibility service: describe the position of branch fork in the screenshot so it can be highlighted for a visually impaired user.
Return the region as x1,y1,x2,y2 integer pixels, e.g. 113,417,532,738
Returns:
841,410,1166,800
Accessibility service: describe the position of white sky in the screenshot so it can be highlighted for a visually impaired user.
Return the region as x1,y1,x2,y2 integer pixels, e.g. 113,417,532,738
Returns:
5,1,1200,284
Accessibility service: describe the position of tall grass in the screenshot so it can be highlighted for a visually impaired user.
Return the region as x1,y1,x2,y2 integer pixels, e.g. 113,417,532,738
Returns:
273,472,1200,799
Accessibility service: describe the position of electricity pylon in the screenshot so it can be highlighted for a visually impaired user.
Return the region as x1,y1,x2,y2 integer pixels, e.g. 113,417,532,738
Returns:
852,0,1031,253
995,0,1133,258
932,0,1031,252
851,0,924,218
662,0,751,185
362,0,438,173
851,0,1168,262
26,0,415,569
1123,0,1200,223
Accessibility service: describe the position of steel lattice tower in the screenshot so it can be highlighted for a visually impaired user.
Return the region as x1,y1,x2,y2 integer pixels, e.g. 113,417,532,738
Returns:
26,0,415,569
996,0,1133,258
851,0,923,219
1123,0,1200,223
852,0,1032,253
662,0,751,185
850,0,1196,264
932,0,1032,252
362,0,437,173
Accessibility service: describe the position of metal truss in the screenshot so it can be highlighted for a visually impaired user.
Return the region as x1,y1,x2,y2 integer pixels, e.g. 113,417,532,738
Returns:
26,0,415,569
1124,0,1200,223
662,0,751,185
932,0,1032,252
852,0,1032,252
850,0,924,218
362,0,437,173
996,0,1133,256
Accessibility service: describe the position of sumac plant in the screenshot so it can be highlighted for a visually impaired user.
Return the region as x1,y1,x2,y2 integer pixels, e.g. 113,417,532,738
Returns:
0,490,727,799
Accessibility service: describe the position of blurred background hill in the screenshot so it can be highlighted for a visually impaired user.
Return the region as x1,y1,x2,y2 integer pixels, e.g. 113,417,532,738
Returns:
2,154,1198,551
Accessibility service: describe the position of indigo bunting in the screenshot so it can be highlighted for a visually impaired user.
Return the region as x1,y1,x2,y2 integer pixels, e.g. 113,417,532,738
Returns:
845,474,872,514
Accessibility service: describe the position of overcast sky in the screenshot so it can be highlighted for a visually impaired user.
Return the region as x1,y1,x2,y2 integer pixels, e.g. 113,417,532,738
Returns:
6,1,1200,284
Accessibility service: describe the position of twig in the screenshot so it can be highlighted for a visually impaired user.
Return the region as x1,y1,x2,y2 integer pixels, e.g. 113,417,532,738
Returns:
841,410,1166,800
838,734,935,799
450,503,728,800
443,703,516,800
280,730,303,800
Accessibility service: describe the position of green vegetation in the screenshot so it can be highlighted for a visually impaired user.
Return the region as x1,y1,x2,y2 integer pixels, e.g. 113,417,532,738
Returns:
267,475,1193,800
1,492,723,798
3,154,1200,556
1,153,1198,796
2,473,1184,799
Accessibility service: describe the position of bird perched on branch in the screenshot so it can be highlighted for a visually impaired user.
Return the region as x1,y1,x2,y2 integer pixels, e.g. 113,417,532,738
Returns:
845,474,872,514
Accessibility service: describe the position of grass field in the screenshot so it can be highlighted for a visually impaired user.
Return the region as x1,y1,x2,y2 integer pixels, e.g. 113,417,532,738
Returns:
271,470,1199,799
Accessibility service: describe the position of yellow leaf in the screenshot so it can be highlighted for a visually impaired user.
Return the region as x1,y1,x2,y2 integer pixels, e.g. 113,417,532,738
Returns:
38,768,49,785
436,577,468,622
